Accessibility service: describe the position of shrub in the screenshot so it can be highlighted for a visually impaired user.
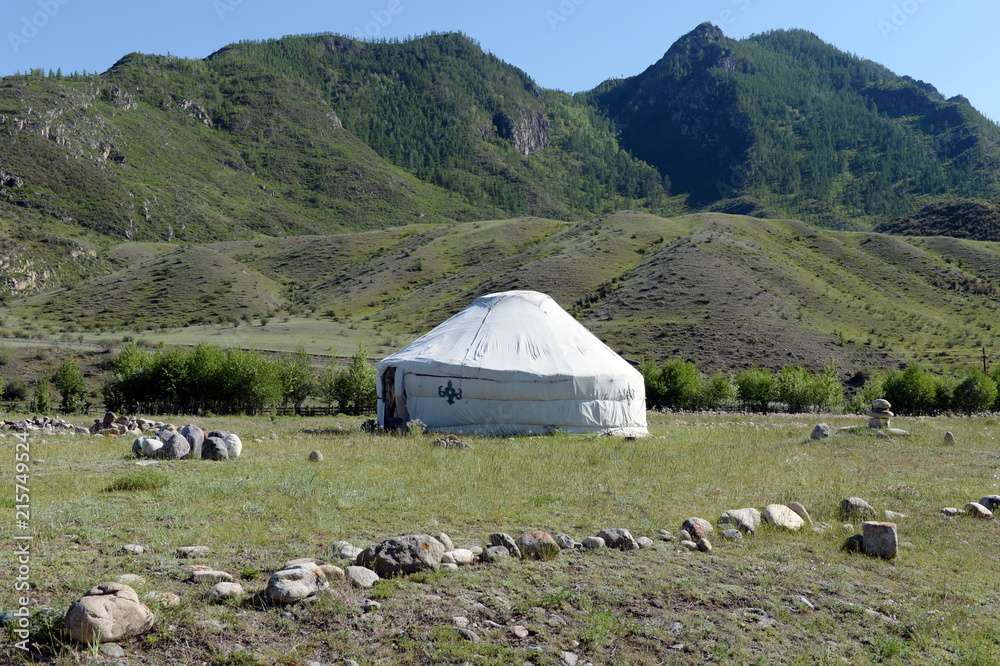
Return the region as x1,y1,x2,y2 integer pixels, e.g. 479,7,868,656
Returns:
53,358,86,413
734,367,775,413
881,364,939,415
32,381,51,413
774,366,814,413
641,358,703,410
3,377,28,401
331,345,377,415
104,469,171,492
699,370,734,410
952,370,999,414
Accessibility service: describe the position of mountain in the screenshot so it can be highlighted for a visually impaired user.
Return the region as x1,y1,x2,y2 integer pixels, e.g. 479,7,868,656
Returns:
876,199,1000,241
590,23,1000,228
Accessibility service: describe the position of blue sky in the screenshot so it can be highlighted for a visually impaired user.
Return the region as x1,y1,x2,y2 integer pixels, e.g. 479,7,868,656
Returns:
4,0,998,122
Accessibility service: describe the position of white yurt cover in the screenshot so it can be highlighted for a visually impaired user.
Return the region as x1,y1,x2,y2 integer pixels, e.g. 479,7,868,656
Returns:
376,290,647,436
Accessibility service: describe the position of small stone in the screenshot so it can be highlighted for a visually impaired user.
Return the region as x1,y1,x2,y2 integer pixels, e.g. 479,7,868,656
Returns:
487,533,521,559
345,566,380,588
796,595,815,610
457,627,479,642
515,531,560,560
308,450,323,462
189,569,234,584
944,431,956,445
581,536,605,550
482,546,510,562
786,502,813,526
440,562,459,571
680,540,699,551
116,574,145,585
436,532,455,551
144,591,180,608
561,651,579,666
719,508,762,534
720,529,743,541
100,643,125,658
554,533,576,549
966,502,993,519
441,552,455,565
512,625,530,638
451,616,469,627
596,528,640,551
840,497,876,522
843,534,864,553
547,614,566,627
681,517,713,540
676,529,692,542
637,536,654,548
764,504,804,530
175,546,210,559
657,529,674,541
884,510,907,521
696,538,712,552
810,423,831,440
862,521,898,559
941,507,961,517
205,582,244,602
446,549,475,565
120,544,144,555
361,600,382,613
872,399,891,410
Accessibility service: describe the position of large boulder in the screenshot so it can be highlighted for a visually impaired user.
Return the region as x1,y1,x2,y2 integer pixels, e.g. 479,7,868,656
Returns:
719,508,762,534
202,437,229,461
682,517,714,541
64,583,154,644
514,531,560,560
223,433,242,459
840,497,876,522
357,535,446,576
158,433,191,460
763,504,805,530
265,562,329,604
487,533,522,559
132,437,163,458
180,425,205,458
596,528,640,551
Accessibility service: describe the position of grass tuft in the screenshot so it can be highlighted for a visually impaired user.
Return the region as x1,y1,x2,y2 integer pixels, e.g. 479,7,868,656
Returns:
103,469,171,493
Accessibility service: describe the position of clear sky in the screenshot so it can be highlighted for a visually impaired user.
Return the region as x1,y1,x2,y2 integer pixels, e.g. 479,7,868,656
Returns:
3,0,998,122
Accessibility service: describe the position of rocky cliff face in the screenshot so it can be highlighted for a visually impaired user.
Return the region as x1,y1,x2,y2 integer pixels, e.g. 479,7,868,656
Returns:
493,109,549,156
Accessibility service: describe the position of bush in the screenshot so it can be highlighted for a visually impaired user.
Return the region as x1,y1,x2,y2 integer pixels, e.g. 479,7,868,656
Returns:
331,346,377,415
774,366,815,413
952,370,999,414
3,377,28,401
734,367,775,413
53,358,86,413
700,370,734,410
881,364,939,415
104,470,171,493
641,358,703,410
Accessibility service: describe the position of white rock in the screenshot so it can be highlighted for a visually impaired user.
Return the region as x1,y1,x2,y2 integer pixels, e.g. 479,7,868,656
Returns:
763,504,804,530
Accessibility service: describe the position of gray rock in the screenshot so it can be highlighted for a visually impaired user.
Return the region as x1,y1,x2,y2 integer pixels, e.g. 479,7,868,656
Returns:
205,582,244,602
331,541,363,561
680,540,699,551
676,529,692,542
810,423,831,440
188,568,233,584
872,399,891,410
979,495,1000,511
637,536,654,548
487,533,522,559
515,531,560,560
941,507,961,517
944,431,956,445
561,651,579,666
175,546,210,559
764,504,804,530
345,566,380,588
64,583,155,644
843,534,864,553
482,546,511,562
223,433,242,458
100,643,125,658
435,532,455,551
134,437,163,458
840,497,876,522
265,563,329,603
862,521,898,559
681,517,714,540
581,536,605,550
158,432,191,460
357,535,446,576
719,508,762,534
884,510,907,521
966,502,993,519
202,437,229,460
180,425,204,458
457,627,480,642
720,529,743,541
696,538,712,552
308,450,323,462
446,549,475,565
554,533,576,550
596,528,640,551
120,544,144,555
657,529,674,541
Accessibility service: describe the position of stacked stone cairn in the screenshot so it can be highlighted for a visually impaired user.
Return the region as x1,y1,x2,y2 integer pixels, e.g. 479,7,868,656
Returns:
867,399,894,429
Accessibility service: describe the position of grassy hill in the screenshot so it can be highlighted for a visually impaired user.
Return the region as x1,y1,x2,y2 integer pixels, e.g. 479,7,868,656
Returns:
876,199,1000,241
6,212,998,381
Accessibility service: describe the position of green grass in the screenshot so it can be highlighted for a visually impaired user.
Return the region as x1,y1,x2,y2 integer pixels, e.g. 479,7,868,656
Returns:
3,413,1000,663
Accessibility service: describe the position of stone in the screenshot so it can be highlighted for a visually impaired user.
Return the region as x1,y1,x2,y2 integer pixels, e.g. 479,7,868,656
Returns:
175,546,210,559
862,522,898,559
596,528,640,551
308,450,323,462
561,651,578,666
512,624,530,638
810,423,831,440
451,615,469,627
866,409,894,419
331,541,363,561
719,508,762,534
318,564,344,580
158,432,191,460
515,531,560,560
441,552,455,565
265,563,329,603
117,574,145,585
581,536,605,550
482,546,511,562
188,569,233,584
134,437,163,458
720,529,743,541
680,540,699,551
966,502,993,519
786,502,813,526
361,600,382,613
64,583,155,644
843,534,864,553
681,517,714,540
100,643,125,658
979,495,1000,511
944,431,956,444
657,529,674,541
637,536,654,548
120,544,144,555
872,399,891,410
205,582,244,602
446,549,475,565
942,507,961,517
180,425,205,458
884,510,907,521
345,566,380,588
487,533,522,559
676,529,692,542
223,433,242,458
696,538,712,552
357,535,446,576
840,497,876,522
440,562,459,571
457,627,480,642
103,411,117,427
282,557,320,569
554,533,576,550
144,592,180,608
202,437,229,460
436,532,455,551
763,504,804,530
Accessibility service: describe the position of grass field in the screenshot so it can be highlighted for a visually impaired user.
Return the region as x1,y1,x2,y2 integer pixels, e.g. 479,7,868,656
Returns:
3,412,1000,664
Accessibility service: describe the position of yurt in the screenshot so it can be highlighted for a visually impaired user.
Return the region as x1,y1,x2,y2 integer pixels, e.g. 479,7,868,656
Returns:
376,290,647,436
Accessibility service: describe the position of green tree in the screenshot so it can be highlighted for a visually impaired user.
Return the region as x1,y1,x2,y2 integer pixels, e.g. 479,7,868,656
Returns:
775,366,814,413
32,380,51,414
333,346,377,415
640,358,704,410
951,370,998,414
53,359,86,413
699,370,734,410
881,364,938,415
279,346,314,413
734,367,775,413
